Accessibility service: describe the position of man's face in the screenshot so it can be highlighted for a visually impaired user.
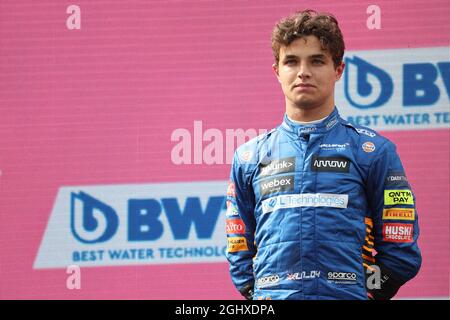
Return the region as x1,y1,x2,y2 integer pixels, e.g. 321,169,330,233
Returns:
273,35,344,111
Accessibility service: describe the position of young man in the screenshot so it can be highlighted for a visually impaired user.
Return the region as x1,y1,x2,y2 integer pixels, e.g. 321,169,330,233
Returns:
226,10,421,300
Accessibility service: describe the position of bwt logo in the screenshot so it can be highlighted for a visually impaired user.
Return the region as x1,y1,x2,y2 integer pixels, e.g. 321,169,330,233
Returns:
345,56,450,109
71,191,226,244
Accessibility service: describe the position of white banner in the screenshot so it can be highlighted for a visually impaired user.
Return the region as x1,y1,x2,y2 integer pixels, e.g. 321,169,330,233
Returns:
336,46,450,131
34,181,228,269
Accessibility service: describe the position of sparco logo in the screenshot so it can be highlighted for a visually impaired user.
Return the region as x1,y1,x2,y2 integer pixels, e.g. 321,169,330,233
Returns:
259,157,295,177
260,176,294,196
327,272,357,282
311,156,350,173
356,128,376,137
256,274,280,288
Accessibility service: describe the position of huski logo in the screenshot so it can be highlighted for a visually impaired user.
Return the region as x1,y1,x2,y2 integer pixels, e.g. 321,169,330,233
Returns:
345,56,394,109
34,181,229,269
383,223,414,243
311,156,350,173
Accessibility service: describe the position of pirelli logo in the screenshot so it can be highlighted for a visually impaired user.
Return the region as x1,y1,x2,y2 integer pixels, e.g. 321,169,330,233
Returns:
227,237,248,252
383,208,415,221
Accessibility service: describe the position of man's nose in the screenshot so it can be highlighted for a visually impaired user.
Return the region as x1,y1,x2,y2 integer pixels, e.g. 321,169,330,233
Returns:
297,62,312,78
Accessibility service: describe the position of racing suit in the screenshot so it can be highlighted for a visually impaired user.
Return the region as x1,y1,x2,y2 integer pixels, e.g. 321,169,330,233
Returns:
226,107,421,300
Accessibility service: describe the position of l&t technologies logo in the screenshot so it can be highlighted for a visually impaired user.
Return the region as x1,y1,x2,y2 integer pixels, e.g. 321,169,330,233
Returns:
34,181,229,269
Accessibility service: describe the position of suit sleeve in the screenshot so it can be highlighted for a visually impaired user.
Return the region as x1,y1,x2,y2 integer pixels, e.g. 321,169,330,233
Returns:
366,140,422,299
226,151,257,296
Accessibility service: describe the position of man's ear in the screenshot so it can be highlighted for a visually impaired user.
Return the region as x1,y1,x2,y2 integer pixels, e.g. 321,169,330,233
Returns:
335,62,345,81
272,63,281,83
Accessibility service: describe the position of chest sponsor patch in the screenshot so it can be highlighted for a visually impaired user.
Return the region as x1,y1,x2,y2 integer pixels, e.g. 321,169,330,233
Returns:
261,193,348,214
384,190,414,205
259,157,295,177
259,175,294,196
319,143,350,151
382,223,414,243
311,156,350,173
383,208,415,221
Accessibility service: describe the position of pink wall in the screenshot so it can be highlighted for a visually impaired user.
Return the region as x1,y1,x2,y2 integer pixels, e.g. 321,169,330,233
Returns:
0,0,448,299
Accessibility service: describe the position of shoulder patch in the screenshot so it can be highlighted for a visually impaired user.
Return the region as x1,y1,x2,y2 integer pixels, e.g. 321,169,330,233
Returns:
235,128,277,164
362,141,376,153
356,128,377,137
239,150,253,162
341,119,377,138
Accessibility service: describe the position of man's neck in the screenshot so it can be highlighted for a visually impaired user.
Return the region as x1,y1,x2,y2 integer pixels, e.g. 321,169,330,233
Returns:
286,102,334,122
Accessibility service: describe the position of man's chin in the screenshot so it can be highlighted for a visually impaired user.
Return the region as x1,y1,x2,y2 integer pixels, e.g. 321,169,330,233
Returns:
292,99,319,110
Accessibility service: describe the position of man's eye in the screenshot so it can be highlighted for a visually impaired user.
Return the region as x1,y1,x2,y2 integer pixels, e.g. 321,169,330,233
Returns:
313,59,324,64
285,60,296,65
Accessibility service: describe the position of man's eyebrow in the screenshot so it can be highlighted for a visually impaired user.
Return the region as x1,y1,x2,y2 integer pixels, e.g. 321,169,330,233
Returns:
309,54,327,59
282,54,299,60
282,53,328,61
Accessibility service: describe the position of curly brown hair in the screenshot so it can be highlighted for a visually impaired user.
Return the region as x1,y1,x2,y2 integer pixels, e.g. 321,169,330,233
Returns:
271,9,345,69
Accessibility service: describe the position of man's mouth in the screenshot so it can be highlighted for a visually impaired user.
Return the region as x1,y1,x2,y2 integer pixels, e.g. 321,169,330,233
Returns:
293,83,315,91
293,83,315,88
